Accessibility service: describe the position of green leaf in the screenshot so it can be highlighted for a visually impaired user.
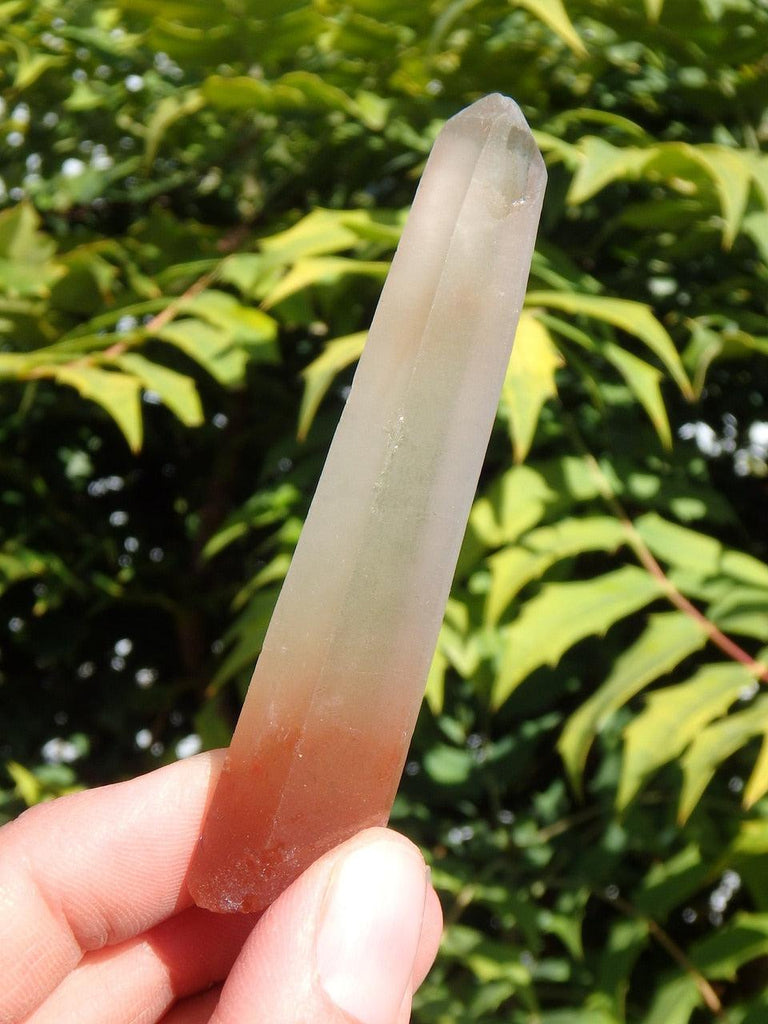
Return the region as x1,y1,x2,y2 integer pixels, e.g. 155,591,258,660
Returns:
114,353,203,427
209,588,281,693
470,464,557,549
526,291,693,399
596,917,649,1015
5,761,42,806
691,145,752,249
9,40,66,90
692,913,768,979
423,744,473,786
298,331,366,440
0,203,62,298
744,212,768,265
683,322,724,398
201,483,300,559
494,565,665,709
143,89,205,170
641,975,700,1024
179,290,278,353
679,695,768,822
262,257,388,309
156,319,249,386
53,365,143,451
547,108,648,140
744,152,768,211
501,311,562,461
218,254,267,296
424,643,448,715
259,208,363,262
201,74,304,112
486,516,627,625
559,612,707,794
618,662,754,810
0,546,49,594
602,343,671,448
203,70,362,120
720,551,768,589
644,0,665,22
567,138,655,205
744,732,768,810
709,588,768,642
635,512,722,574
0,1,27,22
636,843,710,919
279,70,360,117
515,0,587,56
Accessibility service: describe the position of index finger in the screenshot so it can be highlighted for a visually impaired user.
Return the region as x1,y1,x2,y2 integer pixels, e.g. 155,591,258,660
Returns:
0,750,224,1022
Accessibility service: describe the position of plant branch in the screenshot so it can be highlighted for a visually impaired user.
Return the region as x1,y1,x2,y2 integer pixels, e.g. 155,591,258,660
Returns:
100,266,220,361
600,890,724,1017
582,451,768,683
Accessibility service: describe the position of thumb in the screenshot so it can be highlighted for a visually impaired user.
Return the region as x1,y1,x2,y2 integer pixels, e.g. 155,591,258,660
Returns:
210,827,442,1024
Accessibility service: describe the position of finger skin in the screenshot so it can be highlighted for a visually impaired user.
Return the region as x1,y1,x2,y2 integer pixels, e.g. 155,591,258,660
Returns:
210,828,443,1024
24,907,254,1024
0,751,225,1023
0,756,442,1024
161,989,221,1024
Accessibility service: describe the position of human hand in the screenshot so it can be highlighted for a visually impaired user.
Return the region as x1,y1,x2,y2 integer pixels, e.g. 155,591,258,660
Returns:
0,751,442,1023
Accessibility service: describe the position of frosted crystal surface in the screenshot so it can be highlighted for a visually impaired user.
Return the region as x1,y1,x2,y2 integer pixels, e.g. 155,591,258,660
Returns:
188,94,546,913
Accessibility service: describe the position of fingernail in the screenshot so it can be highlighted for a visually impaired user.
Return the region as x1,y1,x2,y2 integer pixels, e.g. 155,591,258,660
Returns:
316,837,427,1024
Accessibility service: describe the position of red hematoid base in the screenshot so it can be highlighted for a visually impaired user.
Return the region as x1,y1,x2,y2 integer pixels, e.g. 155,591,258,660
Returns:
186,719,407,914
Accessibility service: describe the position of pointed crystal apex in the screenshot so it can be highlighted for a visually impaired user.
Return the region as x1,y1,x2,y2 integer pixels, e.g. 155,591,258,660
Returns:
439,94,547,219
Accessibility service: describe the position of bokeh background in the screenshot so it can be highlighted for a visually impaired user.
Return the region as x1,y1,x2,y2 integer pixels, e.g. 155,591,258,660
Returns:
2,0,768,1019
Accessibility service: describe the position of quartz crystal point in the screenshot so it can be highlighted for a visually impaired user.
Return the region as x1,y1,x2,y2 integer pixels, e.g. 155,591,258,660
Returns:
187,94,546,913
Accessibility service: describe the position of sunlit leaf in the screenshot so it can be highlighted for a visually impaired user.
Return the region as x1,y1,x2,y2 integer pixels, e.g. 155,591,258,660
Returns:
679,695,768,822
601,343,671,448
635,512,722,574
469,464,556,548
641,975,700,1024
424,642,449,715
298,331,366,439
5,761,41,805
567,138,655,205
53,365,143,451
526,291,693,399
618,662,754,810
13,46,66,90
720,551,768,589
636,844,710,918
709,588,768,642
262,257,387,309
501,311,563,461
486,516,626,625
114,352,203,427
644,0,665,21
208,588,281,693
559,612,707,795
514,0,587,56
0,203,63,298
155,319,249,386
692,913,768,979
690,145,752,249
143,89,205,169
744,732,768,810
259,209,363,262
179,289,278,353
494,566,665,709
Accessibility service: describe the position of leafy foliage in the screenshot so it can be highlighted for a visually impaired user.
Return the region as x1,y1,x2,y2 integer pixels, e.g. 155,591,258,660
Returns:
2,0,768,1019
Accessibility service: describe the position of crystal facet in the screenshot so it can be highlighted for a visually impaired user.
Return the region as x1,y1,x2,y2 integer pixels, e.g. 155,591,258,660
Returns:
187,94,546,913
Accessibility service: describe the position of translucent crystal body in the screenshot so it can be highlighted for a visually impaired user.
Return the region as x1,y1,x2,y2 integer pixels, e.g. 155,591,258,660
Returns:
187,94,546,913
